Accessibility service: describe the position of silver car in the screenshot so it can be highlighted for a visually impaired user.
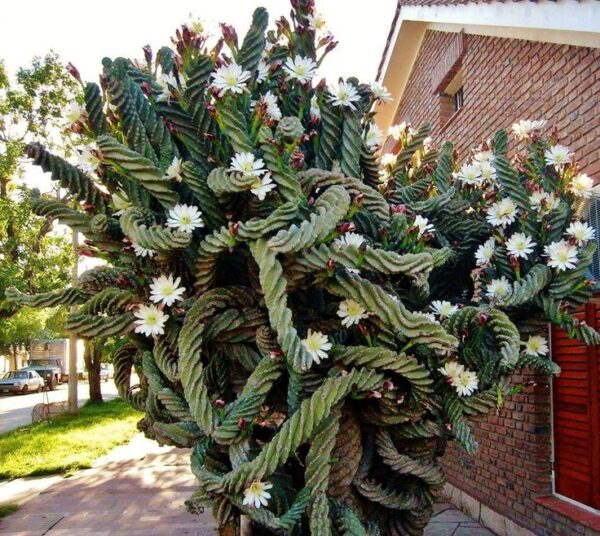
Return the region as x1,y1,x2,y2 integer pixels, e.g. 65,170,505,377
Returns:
0,370,45,395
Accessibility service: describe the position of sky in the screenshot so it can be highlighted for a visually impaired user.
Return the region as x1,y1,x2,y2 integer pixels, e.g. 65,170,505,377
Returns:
0,0,396,84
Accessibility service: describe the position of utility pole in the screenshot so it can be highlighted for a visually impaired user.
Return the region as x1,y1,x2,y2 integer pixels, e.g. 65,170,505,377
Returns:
68,229,79,414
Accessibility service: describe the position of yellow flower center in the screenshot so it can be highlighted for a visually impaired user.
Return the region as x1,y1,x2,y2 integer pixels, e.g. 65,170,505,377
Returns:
181,215,191,225
225,74,238,86
347,301,363,316
305,337,322,352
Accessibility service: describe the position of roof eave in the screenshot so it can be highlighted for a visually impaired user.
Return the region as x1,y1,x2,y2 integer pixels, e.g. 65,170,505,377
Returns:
375,0,600,133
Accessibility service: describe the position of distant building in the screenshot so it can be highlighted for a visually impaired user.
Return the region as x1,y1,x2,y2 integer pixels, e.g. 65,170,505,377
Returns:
29,339,85,381
378,2,600,535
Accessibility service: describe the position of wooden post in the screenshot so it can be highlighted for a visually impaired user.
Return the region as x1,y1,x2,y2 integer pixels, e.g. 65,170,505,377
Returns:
68,229,79,414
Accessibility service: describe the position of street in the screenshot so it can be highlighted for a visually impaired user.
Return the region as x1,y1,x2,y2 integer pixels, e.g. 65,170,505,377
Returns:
0,380,119,434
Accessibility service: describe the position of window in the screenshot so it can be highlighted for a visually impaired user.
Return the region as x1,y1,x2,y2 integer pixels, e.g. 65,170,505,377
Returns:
439,70,464,129
585,198,600,286
454,87,464,112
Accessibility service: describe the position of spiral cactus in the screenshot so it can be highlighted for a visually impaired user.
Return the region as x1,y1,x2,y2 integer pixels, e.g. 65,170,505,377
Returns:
10,3,599,534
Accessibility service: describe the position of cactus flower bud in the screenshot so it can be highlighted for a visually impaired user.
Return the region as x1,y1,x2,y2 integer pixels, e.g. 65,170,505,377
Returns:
220,23,238,49
66,62,82,83
142,44,152,65
357,323,368,337
325,41,338,54
337,222,355,234
476,311,489,326
390,204,406,215
289,149,305,170
204,102,217,117
141,81,153,97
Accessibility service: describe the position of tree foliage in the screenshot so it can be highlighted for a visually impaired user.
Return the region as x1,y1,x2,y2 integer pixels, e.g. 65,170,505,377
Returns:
0,54,76,328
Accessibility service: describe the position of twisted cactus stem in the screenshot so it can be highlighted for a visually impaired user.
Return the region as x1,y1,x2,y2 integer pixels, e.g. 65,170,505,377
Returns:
250,239,313,371
327,272,458,353
97,135,178,208
299,168,390,223
267,185,350,253
225,368,383,493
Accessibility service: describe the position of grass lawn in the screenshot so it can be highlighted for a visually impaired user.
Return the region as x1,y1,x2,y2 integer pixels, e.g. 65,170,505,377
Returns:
0,399,142,480
0,504,19,518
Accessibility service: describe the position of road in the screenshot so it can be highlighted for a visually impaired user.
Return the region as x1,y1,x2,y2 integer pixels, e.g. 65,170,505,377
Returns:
0,380,119,434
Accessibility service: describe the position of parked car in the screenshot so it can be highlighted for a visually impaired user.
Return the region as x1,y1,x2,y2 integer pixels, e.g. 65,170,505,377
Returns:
100,363,113,382
21,364,60,390
0,370,45,395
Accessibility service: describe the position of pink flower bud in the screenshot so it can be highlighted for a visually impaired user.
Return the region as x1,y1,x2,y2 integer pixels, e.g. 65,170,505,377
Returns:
143,45,152,65
66,62,82,83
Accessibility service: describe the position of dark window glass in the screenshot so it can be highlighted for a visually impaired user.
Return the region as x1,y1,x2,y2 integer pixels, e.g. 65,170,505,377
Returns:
454,87,464,112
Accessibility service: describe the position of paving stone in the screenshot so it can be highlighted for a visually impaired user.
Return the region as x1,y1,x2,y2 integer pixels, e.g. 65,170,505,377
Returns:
454,526,497,536
424,522,460,535
433,502,454,514
432,508,478,524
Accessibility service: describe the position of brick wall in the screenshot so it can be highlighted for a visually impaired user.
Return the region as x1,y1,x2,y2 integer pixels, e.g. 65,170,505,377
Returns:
384,31,600,181
386,31,600,535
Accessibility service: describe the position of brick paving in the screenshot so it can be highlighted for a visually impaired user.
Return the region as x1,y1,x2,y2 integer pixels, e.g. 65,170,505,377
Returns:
0,434,494,535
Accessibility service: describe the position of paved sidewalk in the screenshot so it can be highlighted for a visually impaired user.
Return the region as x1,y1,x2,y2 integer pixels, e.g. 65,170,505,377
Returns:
427,504,496,535
0,434,494,535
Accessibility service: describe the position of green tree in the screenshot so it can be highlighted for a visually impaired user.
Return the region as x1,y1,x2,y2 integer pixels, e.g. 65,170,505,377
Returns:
0,54,77,362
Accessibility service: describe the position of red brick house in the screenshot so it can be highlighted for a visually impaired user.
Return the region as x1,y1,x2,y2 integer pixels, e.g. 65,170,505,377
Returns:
377,2,600,535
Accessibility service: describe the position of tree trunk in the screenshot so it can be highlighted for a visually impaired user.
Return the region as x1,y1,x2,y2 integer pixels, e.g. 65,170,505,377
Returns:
0,177,18,265
84,339,103,403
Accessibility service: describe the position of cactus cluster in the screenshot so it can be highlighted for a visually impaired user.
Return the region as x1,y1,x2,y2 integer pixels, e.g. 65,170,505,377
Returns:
10,2,599,534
